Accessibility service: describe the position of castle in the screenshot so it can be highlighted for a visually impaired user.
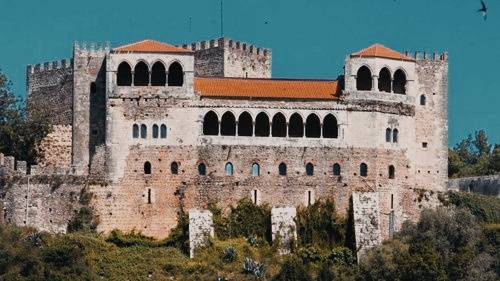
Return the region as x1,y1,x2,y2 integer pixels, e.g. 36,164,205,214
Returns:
0,38,448,256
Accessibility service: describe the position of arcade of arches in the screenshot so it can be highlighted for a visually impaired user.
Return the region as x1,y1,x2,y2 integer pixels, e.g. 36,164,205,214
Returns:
116,61,184,87
203,111,339,139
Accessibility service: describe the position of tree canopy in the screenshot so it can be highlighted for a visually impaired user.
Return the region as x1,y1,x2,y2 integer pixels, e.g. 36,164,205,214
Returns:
449,130,499,178
0,69,50,165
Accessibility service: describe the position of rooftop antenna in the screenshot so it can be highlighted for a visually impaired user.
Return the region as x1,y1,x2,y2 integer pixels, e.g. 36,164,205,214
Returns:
220,0,224,37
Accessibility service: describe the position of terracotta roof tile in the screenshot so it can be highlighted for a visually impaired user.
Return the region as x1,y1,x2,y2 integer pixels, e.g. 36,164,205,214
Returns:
351,44,414,61
194,77,340,100
113,39,192,54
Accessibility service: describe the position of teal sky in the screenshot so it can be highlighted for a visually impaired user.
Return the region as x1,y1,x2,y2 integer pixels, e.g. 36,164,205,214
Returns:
1,0,499,146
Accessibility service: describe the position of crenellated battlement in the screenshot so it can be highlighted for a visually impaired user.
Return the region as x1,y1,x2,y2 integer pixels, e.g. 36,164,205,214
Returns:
27,59,73,74
404,51,448,61
179,38,271,57
0,153,28,175
73,41,111,56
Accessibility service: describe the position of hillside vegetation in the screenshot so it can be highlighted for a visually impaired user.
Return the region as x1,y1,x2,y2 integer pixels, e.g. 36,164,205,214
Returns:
0,193,498,280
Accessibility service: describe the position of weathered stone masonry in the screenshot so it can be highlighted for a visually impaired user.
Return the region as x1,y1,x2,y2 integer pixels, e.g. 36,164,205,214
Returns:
1,39,448,257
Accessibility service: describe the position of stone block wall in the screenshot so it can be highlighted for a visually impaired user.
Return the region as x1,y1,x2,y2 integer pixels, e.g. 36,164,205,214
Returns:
448,175,500,198
353,192,381,261
271,207,297,254
27,59,73,126
72,43,108,175
182,38,271,78
36,125,72,173
188,209,214,258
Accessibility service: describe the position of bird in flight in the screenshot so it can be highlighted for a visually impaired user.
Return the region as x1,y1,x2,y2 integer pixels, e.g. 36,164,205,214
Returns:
478,0,488,21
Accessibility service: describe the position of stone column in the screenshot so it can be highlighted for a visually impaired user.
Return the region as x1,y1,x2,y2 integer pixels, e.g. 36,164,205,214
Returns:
188,209,214,258
271,207,297,254
372,76,378,91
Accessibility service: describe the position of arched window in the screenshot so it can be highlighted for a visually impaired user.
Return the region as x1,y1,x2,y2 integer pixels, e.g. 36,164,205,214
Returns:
392,129,399,143
144,161,151,175
220,112,236,136
271,113,286,137
198,163,206,176
140,124,147,139
305,114,321,138
378,68,391,92
360,163,368,177
255,112,270,137
160,124,167,138
420,95,426,106
151,61,166,86
203,111,219,136
279,162,287,176
152,124,159,138
171,162,178,175
288,113,304,138
237,112,253,136
306,163,314,176
356,66,372,91
333,163,341,176
386,128,392,143
225,162,233,176
134,61,149,86
168,62,183,86
323,114,338,139
252,163,260,176
389,165,395,179
393,69,407,94
117,62,132,86
132,124,139,138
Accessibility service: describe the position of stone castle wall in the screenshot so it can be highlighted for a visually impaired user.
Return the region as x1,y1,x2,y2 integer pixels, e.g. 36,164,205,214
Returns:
72,43,108,175
27,59,73,125
89,142,421,239
36,125,72,173
448,175,500,198
182,38,271,78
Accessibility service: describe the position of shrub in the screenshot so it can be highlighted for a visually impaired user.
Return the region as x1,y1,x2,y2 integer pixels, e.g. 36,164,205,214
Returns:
221,246,237,263
164,210,190,255
67,207,97,233
221,199,272,242
296,199,346,249
106,230,160,247
275,256,310,281
444,191,500,223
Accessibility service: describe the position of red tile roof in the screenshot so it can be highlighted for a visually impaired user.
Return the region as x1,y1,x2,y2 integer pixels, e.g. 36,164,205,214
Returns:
113,39,192,54
194,77,340,100
351,44,415,62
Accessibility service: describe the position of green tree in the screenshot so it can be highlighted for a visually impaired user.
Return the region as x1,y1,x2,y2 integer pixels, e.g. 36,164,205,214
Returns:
448,130,498,178
0,69,50,164
490,145,500,172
